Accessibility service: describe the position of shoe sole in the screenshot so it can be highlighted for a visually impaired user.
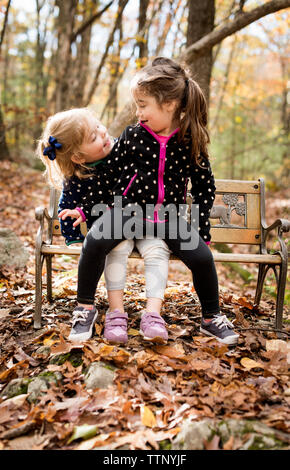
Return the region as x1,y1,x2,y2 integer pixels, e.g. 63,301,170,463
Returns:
68,310,99,342
140,330,167,344
200,327,239,345
104,337,128,345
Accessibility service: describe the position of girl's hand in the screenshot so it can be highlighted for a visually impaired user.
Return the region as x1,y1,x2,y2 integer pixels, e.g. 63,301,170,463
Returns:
58,209,83,227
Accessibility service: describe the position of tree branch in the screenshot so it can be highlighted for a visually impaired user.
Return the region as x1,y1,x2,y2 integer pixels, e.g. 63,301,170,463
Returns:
0,0,12,55
108,0,290,137
70,0,114,43
181,0,290,64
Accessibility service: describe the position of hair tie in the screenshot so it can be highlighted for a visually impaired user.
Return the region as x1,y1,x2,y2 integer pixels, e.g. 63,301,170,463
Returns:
185,78,189,87
43,136,62,161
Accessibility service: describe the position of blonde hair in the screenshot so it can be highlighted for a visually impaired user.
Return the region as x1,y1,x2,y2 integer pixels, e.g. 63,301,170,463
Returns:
130,57,210,166
36,107,99,189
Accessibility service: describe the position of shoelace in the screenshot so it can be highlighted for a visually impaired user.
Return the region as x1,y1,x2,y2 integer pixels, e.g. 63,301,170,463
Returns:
212,314,234,329
71,309,89,326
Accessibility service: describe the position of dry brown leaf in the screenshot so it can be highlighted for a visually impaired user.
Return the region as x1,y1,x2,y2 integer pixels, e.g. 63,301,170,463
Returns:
240,357,264,370
153,343,186,359
140,405,156,428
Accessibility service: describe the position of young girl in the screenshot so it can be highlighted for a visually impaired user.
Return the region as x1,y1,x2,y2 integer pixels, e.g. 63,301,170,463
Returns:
65,57,239,345
37,108,171,343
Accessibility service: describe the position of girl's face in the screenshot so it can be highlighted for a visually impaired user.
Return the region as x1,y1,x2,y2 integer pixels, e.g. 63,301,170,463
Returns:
133,89,178,136
78,120,113,163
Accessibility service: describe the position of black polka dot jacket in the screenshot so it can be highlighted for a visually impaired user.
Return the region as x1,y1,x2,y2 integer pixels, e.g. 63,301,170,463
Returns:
79,123,216,243
58,159,118,245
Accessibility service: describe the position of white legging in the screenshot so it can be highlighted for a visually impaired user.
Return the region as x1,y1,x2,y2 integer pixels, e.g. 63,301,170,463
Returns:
104,238,171,299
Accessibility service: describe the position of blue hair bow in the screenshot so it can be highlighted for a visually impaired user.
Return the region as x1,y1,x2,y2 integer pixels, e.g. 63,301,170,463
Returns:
43,136,62,161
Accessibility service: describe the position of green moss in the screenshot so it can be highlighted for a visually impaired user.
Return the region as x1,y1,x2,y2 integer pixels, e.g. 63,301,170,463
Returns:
159,439,172,450
50,351,83,367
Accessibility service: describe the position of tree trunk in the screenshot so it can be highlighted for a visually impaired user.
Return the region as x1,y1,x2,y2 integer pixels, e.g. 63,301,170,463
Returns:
186,0,215,104
137,0,149,61
53,0,78,112
33,0,50,143
0,106,10,160
0,0,12,160
70,0,96,107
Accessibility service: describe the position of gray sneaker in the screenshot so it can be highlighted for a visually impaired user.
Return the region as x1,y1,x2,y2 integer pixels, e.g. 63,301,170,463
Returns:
200,314,239,345
68,306,98,342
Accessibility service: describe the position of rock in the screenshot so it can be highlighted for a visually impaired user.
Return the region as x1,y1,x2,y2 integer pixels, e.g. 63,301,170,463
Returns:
84,361,116,390
27,372,62,403
172,419,215,450
27,377,49,403
0,378,30,399
34,345,51,357
0,228,29,269
172,418,289,450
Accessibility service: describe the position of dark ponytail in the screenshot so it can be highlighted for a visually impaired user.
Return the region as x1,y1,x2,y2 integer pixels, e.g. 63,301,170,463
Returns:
179,77,210,165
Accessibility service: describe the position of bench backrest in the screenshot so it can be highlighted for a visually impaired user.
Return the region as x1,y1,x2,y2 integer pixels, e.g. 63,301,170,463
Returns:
48,178,265,246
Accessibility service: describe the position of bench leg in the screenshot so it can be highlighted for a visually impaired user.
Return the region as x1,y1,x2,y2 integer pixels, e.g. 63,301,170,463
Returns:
275,262,287,332
255,262,287,334
34,252,44,329
46,255,53,303
254,263,268,306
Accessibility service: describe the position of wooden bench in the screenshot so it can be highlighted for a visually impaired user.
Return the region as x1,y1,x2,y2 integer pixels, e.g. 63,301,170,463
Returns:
35,178,289,330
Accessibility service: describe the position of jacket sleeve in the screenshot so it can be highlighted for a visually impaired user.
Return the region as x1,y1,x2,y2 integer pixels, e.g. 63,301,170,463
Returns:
188,156,216,243
58,179,85,245
79,134,128,219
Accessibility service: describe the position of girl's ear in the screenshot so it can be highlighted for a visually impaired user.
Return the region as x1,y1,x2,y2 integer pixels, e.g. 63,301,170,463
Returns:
164,100,178,113
71,154,86,164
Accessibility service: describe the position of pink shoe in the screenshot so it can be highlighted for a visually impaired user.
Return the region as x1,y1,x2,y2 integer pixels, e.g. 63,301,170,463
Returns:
103,310,128,344
140,312,168,344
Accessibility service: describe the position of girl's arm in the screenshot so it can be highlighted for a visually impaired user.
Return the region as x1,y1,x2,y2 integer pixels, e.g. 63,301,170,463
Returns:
58,179,85,243
189,156,216,243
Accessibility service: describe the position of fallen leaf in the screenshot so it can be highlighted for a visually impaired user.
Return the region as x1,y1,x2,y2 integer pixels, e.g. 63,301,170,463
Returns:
154,344,186,359
67,424,99,444
236,297,254,309
0,360,29,381
141,405,156,428
128,328,140,336
240,357,264,370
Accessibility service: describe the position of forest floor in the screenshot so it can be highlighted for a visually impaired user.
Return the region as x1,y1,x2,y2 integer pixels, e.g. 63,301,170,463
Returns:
0,160,289,451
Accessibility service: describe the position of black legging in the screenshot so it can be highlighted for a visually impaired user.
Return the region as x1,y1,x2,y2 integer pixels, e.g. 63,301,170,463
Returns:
77,208,220,317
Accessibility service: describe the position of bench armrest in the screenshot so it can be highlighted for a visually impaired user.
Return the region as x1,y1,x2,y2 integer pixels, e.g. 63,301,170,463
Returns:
263,218,290,235
35,206,53,246
35,206,50,222
261,218,289,259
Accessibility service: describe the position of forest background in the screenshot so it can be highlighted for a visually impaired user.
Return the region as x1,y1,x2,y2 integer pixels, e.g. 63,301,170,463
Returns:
0,0,289,186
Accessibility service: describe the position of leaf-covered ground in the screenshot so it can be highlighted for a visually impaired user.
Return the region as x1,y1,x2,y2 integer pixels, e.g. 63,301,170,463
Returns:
0,161,289,451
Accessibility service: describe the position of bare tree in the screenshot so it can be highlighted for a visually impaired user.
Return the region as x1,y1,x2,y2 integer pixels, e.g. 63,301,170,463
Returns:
181,0,290,64
137,0,150,61
0,0,12,160
84,0,129,106
51,0,114,112
186,0,215,104
109,0,290,137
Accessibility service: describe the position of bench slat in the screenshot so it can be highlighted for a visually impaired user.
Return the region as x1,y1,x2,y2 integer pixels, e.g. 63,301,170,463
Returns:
215,180,260,194
211,227,261,244
41,245,281,264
